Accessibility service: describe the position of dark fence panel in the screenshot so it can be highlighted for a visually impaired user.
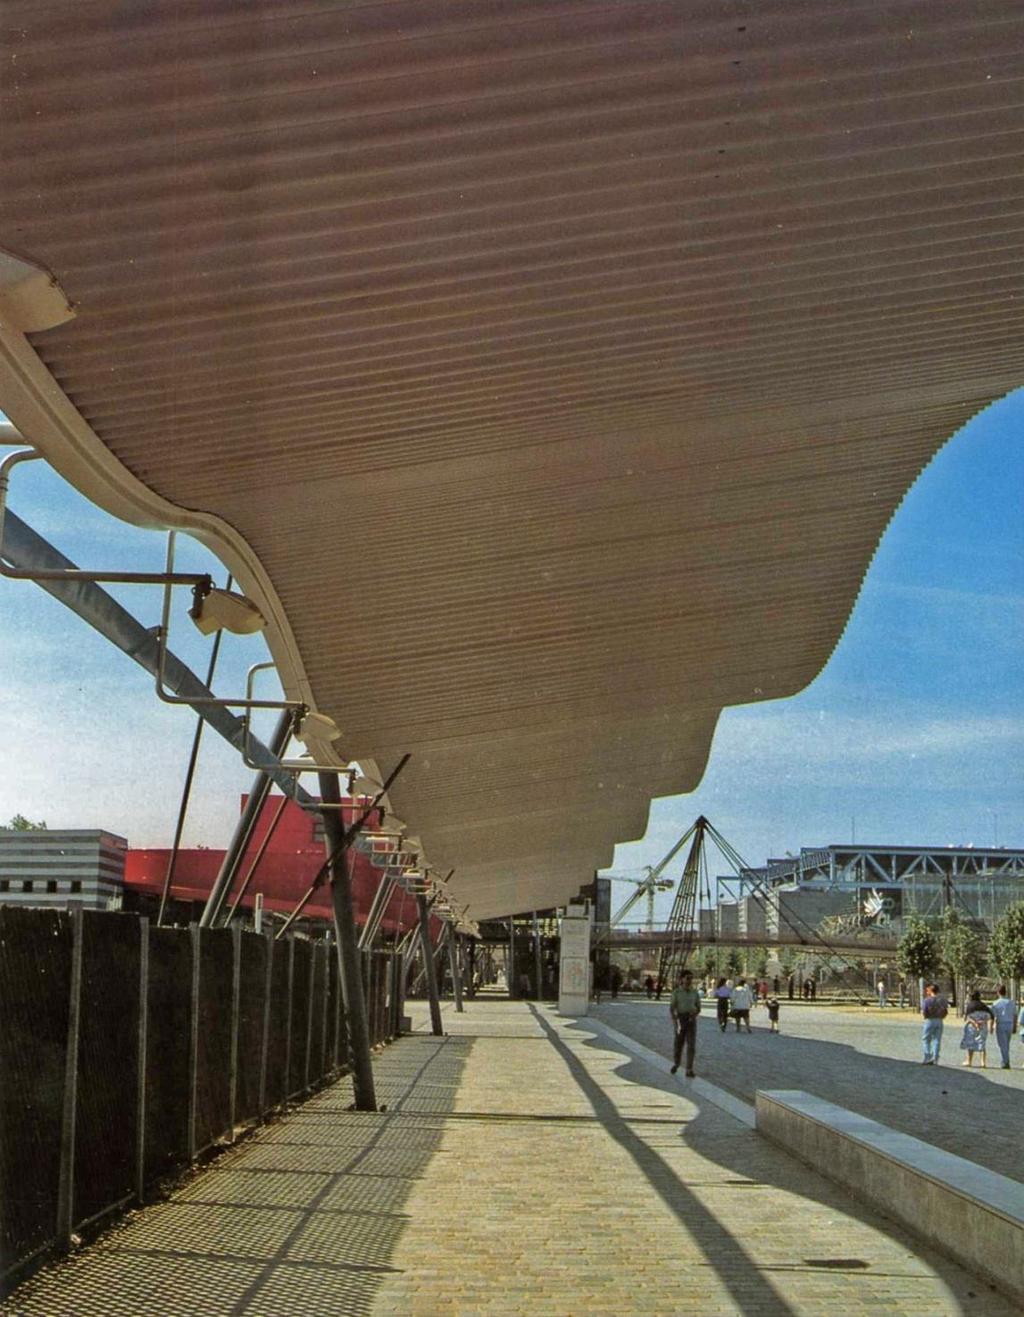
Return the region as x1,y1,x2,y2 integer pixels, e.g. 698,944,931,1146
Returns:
328,946,346,1073
144,927,191,1180
364,951,391,1046
0,908,71,1278
0,908,404,1289
235,932,268,1125
308,942,327,1083
288,938,312,1098
75,912,140,1226
194,928,233,1151
378,952,391,1042
264,936,290,1110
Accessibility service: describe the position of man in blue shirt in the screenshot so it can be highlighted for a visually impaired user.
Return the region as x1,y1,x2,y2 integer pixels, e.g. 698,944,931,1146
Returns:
990,985,1017,1069
921,983,948,1064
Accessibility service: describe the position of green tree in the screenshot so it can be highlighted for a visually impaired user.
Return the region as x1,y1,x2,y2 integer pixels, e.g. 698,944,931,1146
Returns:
989,902,1024,992
896,917,938,1006
939,908,985,1008
4,814,47,831
725,949,743,976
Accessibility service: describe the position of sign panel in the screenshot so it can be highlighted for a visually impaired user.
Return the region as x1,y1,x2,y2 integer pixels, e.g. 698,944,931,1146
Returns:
558,913,591,1016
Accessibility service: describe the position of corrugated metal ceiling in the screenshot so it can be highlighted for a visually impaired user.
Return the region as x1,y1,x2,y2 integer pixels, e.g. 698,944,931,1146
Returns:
2,1,1022,917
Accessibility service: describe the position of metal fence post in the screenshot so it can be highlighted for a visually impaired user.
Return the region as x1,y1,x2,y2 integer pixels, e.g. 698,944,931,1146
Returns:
283,936,295,1101
135,916,149,1202
229,923,242,1139
365,952,375,1046
258,930,273,1118
187,924,201,1161
391,953,403,1036
56,906,84,1247
333,949,343,1071
319,942,330,1083
304,938,316,1093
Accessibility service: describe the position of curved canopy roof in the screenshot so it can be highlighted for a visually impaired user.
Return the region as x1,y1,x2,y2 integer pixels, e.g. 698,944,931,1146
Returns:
1,2,1022,918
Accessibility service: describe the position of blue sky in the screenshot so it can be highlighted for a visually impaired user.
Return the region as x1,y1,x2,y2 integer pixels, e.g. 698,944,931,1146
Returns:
1,395,1021,921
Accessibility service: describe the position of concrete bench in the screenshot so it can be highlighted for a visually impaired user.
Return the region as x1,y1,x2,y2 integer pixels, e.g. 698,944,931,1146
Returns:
756,1089,1023,1305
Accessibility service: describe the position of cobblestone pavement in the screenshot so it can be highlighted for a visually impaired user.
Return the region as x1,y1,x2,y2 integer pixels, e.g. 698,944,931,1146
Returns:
593,998,1024,1185
3,999,1014,1316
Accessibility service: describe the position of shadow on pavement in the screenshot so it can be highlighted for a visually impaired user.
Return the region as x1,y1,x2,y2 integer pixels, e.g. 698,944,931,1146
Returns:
564,1004,1014,1313
528,1003,803,1316
1,1036,472,1317
592,1001,1024,1184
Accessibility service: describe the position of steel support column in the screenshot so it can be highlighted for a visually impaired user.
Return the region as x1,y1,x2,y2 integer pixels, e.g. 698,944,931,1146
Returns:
417,894,444,1036
319,771,377,1111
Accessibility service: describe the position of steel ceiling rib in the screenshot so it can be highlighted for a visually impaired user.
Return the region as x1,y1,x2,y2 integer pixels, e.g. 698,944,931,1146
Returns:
2,1,1022,918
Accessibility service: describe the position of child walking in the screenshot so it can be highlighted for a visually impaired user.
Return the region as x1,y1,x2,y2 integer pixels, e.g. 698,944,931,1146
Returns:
766,996,781,1033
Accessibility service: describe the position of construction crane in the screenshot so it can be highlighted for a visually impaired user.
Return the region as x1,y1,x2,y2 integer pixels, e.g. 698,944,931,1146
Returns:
603,872,673,932
602,826,699,933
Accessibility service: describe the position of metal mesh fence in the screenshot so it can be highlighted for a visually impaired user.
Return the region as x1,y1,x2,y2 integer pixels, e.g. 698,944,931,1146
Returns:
0,907,403,1290
328,947,347,1071
75,912,140,1226
0,908,71,1276
235,932,269,1126
144,926,191,1180
193,928,233,1154
288,938,312,1100
308,943,328,1087
263,936,291,1111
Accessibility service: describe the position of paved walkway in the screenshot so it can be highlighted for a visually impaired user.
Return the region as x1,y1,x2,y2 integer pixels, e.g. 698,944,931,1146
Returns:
3,999,1015,1315
594,999,1024,1186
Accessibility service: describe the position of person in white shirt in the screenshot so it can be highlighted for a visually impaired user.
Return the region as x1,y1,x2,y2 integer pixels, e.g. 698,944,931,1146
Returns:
729,979,753,1032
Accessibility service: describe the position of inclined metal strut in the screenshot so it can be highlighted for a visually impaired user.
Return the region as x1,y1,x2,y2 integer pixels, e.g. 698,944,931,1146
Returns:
0,507,316,808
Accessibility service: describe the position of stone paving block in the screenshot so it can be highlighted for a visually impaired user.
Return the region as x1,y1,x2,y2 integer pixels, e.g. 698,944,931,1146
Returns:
3,999,1017,1315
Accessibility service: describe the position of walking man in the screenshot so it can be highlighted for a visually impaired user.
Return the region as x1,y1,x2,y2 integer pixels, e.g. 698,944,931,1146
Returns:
991,985,1017,1069
670,969,701,1077
921,982,949,1064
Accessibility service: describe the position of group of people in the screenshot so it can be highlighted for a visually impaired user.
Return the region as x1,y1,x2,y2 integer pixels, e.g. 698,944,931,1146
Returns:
667,971,1024,1079
668,972,780,1076
710,976,780,1034
922,983,1024,1068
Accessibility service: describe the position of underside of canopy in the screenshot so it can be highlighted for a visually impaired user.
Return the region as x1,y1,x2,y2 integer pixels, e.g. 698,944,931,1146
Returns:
1,1,1022,918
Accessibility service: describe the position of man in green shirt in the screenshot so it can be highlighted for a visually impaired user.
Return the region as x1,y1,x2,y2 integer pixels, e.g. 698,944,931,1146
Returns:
670,969,701,1077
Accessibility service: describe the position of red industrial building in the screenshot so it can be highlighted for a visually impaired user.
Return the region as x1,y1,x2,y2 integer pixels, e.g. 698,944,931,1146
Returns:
124,793,423,934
